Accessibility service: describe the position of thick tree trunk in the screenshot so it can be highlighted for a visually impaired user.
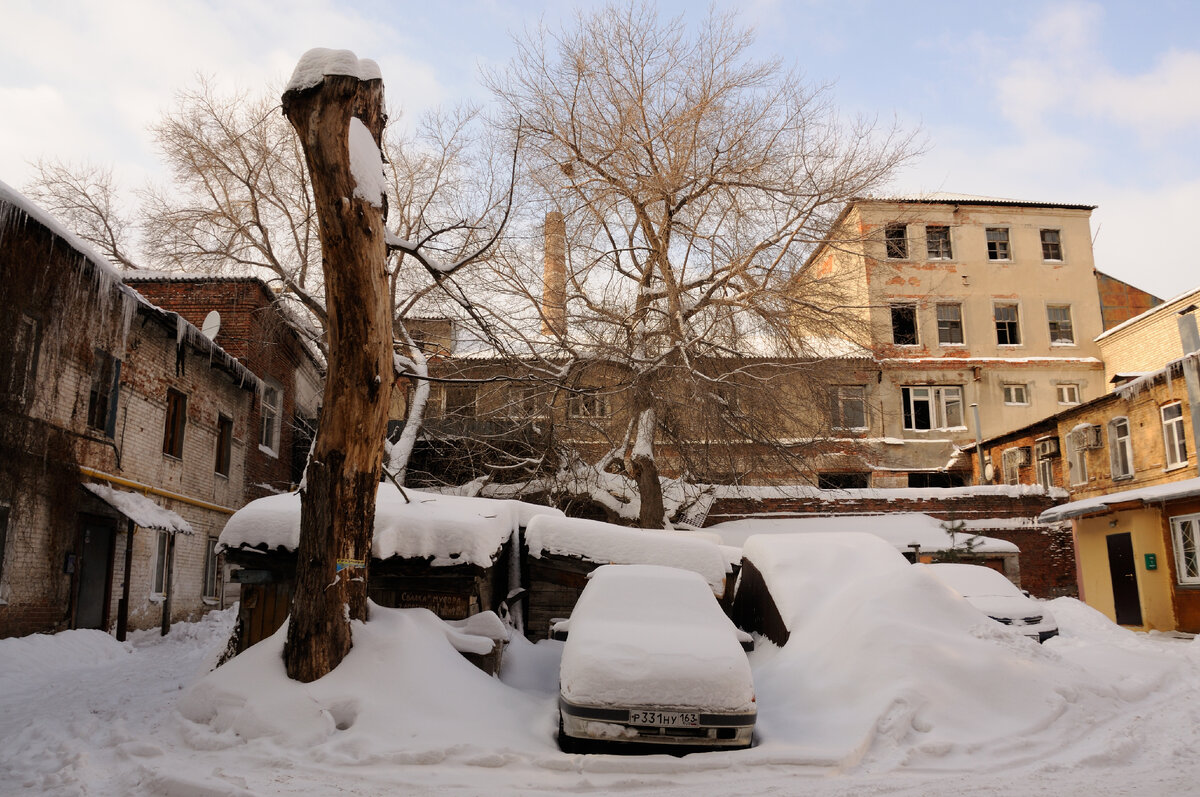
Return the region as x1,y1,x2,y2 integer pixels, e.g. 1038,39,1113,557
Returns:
280,67,393,682
630,395,665,529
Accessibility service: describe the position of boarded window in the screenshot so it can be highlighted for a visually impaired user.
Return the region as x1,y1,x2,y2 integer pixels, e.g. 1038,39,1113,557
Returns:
215,414,233,476
163,389,187,458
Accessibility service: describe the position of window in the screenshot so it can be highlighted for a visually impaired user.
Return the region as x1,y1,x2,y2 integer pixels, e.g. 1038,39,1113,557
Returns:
4,314,40,403
1171,514,1200,585
936,304,964,345
1109,417,1134,480
1037,456,1055,490
445,385,478,417
1162,402,1188,468
568,391,611,418
907,472,968,488
994,303,1021,345
162,389,187,459
0,503,9,585
1066,433,1088,486
829,385,867,430
215,414,233,477
986,228,1010,260
1056,384,1080,405
1040,229,1063,261
1001,447,1028,485
1047,305,1075,345
901,386,963,430
818,472,870,489
259,381,281,454
885,224,908,259
152,530,170,596
925,226,952,260
1002,384,1029,405
890,304,918,346
203,537,220,599
86,349,121,436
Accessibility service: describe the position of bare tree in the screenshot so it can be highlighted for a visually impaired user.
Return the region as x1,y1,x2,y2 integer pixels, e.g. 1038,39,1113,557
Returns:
482,2,918,526
24,161,141,270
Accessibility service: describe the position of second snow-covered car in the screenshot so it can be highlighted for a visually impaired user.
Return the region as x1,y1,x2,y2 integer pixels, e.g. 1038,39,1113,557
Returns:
557,564,756,752
923,563,1059,643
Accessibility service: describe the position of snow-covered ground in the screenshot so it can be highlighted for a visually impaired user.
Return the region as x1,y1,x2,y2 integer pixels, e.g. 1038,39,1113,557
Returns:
3,595,1200,795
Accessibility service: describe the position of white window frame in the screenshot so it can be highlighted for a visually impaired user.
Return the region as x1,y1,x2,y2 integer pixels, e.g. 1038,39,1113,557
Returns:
1002,383,1029,405
152,530,170,598
1171,514,1200,585
1056,384,1080,405
1001,447,1024,485
1036,456,1055,490
1066,434,1088,486
901,385,964,431
259,379,282,456
1162,402,1188,469
830,385,868,430
568,392,611,419
1109,416,1134,480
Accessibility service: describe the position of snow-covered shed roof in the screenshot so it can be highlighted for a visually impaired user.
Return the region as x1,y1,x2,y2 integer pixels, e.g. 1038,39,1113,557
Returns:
524,515,729,595
707,513,1019,554
220,484,563,567
1039,476,1200,523
83,483,193,534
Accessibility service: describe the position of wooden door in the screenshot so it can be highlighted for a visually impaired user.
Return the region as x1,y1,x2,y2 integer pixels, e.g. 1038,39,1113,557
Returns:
1106,532,1143,626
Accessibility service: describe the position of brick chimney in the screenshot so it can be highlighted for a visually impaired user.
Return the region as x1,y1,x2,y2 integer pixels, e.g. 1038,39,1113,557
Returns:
542,211,567,338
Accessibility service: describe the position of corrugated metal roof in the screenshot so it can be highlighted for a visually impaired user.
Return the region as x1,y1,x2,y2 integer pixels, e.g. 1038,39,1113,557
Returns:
853,192,1096,211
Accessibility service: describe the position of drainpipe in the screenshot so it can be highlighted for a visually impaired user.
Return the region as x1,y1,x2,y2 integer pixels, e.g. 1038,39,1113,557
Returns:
971,403,985,485
1177,306,1200,476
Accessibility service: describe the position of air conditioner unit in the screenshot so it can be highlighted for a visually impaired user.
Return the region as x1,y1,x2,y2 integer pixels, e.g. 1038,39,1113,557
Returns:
1034,438,1060,459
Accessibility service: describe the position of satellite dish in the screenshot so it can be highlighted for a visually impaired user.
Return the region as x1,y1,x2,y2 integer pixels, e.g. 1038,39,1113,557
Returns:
201,310,221,341
983,462,996,482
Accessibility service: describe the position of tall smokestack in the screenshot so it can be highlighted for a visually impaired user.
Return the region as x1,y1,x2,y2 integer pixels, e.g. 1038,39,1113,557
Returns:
542,211,567,338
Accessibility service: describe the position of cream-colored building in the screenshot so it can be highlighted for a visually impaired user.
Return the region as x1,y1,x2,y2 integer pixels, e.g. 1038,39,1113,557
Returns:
1097,285,1200,385
805,194,1159,487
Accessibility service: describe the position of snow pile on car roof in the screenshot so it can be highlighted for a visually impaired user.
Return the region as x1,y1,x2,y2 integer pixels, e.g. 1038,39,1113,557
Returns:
742,532,1145,767
219,484,562,566
710,513,1018,553
559,565,754,711
525,515,728,594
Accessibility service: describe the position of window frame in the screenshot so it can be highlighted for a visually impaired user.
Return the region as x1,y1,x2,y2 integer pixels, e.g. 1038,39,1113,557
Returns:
162,388,187,459
1171,513,1200,586
890,304,919,346
1162,402,1188,469
936,303,964,346
259,379,282,456
994,303,1022,346
829,385,868,431
444,384,478,418
5,313,41,405
1056,384,1081,405
1036,456,1055,490
86,349,121,437
901,385,964,431
568,391,612,419
1047,304,1076,345
202,536,220,600
925,225,953,260
1109,416,1135,480
1001,383,1029,405
1040,229,1063,261
1066,433,1089,486
152,530,170,597
884,223,908,259
985,227,1011,261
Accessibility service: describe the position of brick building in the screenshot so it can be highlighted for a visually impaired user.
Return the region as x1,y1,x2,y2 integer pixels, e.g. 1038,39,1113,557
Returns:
126,275,324,500
0,182,262,638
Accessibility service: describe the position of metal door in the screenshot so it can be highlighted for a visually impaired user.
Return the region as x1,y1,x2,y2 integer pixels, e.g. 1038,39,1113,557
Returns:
1106,532,1143,626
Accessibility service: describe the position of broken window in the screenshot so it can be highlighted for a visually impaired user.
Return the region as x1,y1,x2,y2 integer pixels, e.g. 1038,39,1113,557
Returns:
994,304,1021,345
885,224,908,259
986,228,1010,260
890,304,918,346
818,472,870,489
829,385,867,430
926,226,952,260
901,385,963,430
936,304,963,345
1047,305,1075,344
1040,229,1063,261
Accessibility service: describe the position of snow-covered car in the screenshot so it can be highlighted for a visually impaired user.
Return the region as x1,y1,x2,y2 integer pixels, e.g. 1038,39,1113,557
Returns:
557,564,756,752
922,563,1059,643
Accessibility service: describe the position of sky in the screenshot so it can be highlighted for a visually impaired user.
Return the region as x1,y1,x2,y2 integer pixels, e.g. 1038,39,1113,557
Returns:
1,0,1197,300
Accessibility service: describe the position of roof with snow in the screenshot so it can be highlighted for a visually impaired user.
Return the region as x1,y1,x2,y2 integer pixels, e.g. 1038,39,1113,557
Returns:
220,484,563,567
83,483,194,534
1039,476,1200,523
524,515,729,595
708,513,1020,554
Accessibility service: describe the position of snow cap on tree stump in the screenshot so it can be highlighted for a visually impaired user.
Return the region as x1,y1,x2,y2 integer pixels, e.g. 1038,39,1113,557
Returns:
285,48,382,93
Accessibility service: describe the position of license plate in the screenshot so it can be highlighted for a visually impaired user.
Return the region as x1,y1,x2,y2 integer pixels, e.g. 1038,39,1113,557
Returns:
628,710,700,727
